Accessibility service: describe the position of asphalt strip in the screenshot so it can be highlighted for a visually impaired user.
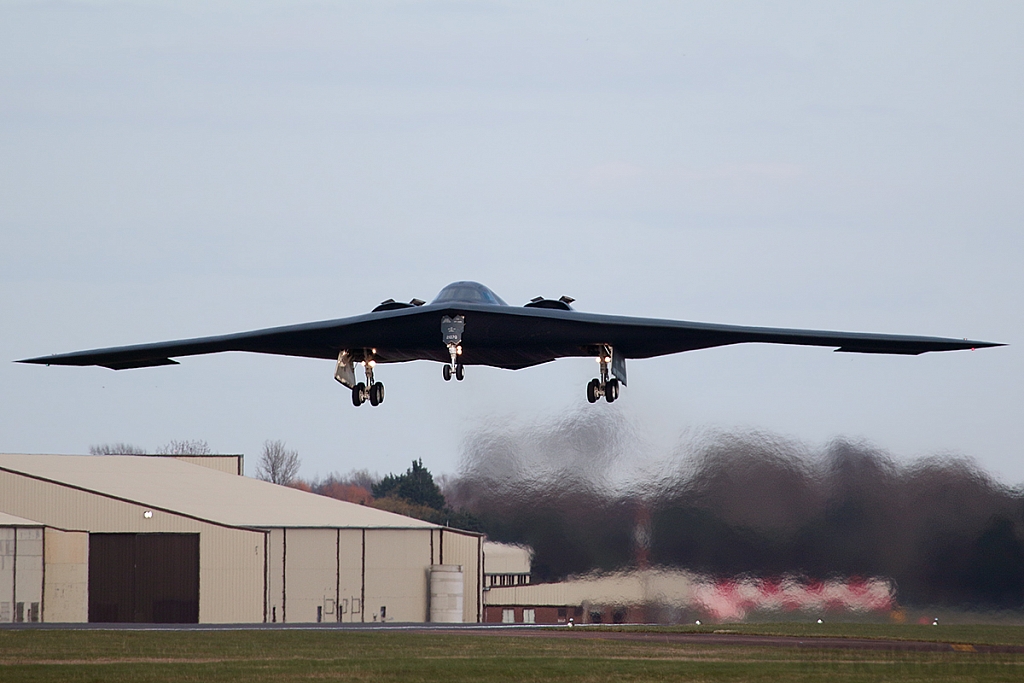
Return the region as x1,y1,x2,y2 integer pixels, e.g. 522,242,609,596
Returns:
3,622,1022,654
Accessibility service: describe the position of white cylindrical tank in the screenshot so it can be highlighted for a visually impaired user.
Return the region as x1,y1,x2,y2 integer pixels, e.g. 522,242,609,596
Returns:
429,564,464,623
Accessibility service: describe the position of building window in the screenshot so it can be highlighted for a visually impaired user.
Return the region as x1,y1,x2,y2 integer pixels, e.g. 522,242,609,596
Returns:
502,609,515,624
523,609,535,624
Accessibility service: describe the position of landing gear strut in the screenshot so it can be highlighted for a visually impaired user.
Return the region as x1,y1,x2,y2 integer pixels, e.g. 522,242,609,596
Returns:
586,346,621,404
351,360,385,407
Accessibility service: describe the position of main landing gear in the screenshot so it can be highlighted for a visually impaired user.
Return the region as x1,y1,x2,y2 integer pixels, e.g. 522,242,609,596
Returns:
351,360,385,407
586,349,620,404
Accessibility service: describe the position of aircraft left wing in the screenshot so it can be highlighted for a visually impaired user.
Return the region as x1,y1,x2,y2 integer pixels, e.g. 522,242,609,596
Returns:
14,306,446,370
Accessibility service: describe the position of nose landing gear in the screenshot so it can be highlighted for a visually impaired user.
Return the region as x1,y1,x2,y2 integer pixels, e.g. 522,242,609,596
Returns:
442,357,465,382
441,314,467,383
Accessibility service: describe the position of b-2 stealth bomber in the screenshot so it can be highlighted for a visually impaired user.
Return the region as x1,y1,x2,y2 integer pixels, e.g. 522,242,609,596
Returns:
18,281,1002,407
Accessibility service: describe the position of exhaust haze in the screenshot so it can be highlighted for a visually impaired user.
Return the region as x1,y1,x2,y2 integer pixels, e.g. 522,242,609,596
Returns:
449,411,1024,609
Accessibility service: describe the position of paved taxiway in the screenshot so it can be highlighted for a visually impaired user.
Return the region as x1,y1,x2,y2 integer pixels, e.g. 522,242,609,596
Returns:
3,623,1021,653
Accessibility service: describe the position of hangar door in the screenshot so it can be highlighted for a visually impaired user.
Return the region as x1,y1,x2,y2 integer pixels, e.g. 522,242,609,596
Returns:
89,533,199,623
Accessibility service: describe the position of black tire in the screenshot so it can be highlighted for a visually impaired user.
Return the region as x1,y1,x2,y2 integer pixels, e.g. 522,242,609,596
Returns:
605,378,619,403
375,382,385,405
352,383,365,407
587,379,600,403
455,363,465,381
443,365,452,381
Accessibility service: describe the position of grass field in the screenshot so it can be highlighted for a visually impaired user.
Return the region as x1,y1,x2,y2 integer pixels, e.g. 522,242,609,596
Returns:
1,624,1023,682
598,621,1024,647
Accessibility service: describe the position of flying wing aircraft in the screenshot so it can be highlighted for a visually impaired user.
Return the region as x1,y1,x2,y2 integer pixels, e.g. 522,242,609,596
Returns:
17,281,1003,407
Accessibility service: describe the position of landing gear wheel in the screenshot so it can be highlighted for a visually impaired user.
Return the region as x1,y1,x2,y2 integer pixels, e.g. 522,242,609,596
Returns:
352,382,366,407
605,378,619,403
455,363,465,381
369,382,384,406
587,379,600,403
443,365,452,381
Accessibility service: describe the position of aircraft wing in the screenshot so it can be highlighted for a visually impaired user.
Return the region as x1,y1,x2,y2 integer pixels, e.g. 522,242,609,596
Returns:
16,302,1001,372
545,310,999,358
14,307,444,370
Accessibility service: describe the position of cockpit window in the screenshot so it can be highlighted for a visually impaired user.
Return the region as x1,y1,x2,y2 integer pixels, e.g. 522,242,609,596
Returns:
431,281,508,306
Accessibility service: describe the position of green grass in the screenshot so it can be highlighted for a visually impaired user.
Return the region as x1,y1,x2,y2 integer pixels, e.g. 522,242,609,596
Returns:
0,626,1022,682
587,622,1024,647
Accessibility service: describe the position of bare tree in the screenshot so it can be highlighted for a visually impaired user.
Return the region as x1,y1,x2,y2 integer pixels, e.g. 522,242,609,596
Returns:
89,443,148,455
157,439,212,455
330,468,379,491
255,440,301,485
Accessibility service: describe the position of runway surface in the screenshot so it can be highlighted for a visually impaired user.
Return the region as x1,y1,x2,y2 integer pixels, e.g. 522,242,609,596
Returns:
4,622,1023,653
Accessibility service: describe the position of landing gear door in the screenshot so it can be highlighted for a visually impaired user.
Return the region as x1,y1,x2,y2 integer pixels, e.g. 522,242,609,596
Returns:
611,347,627,386
334,350,356,388
441,315,465,346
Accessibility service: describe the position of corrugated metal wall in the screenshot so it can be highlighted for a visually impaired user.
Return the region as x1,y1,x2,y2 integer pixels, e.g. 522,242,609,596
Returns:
439,529,482,623
42,528,88,623
337,528,363,622
260,527,482,624
170,455,243,475
0,527,43,623
283,529,337,623
364,529,432,623
266,527,283,623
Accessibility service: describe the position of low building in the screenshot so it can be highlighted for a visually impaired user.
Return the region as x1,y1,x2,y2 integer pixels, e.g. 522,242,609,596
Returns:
484,569,894,624
484,569,696,624
0,453,482,624
482,541,532,589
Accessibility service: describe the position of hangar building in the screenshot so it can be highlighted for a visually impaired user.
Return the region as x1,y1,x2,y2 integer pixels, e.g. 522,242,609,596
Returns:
0,453,481,624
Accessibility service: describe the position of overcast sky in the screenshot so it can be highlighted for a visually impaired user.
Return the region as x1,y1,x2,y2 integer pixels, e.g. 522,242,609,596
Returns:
1,1,1021,484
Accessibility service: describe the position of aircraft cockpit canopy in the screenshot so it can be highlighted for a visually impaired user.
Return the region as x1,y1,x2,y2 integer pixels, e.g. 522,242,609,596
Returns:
431,281,509,306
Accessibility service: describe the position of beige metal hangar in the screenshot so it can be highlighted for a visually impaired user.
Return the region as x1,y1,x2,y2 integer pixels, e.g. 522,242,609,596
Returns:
0,454,482,624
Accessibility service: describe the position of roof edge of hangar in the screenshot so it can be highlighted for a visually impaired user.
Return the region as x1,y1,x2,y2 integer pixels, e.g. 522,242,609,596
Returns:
0,510,48,527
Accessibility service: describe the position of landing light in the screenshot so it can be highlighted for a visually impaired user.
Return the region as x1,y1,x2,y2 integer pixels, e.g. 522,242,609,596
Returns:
143,510,153,519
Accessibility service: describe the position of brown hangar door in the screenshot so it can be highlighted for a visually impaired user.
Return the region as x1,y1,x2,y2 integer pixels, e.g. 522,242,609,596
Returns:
88,533,199,623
